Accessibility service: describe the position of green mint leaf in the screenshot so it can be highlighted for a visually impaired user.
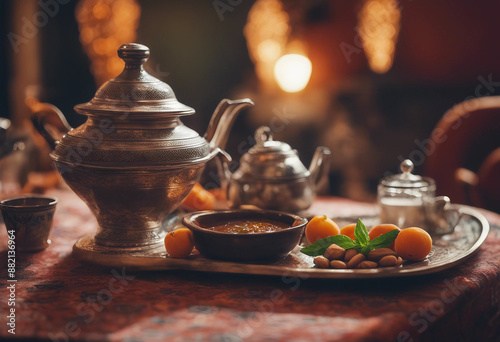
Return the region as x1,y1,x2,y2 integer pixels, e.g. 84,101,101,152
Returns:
354,219,370,246
353,239,362,249
325,235,359,250
360,245,371,255
300,235,357,256
368,229,400,250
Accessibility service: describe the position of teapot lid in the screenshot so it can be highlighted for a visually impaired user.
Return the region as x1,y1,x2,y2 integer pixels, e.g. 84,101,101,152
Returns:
380,159,435,188
248,126,293,155
239,126,309,180
74,43,195,115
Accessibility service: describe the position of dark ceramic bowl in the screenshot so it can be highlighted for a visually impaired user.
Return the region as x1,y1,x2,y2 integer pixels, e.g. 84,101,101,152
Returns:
182,210,308,262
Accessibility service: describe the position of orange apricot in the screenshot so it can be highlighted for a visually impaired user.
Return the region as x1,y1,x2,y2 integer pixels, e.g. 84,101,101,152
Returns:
394,227,432,261
305,215,340,244
369,224,400,250
165,228,195,258
340,224,356,240
181,183,215,211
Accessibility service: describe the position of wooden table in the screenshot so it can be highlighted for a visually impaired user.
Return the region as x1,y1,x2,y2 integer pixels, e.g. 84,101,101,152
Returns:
1,190,500,341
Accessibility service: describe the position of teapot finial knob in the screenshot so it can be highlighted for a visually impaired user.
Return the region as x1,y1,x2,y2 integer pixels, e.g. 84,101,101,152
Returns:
118,43,150,66
255,126,273,146
400,159,414,175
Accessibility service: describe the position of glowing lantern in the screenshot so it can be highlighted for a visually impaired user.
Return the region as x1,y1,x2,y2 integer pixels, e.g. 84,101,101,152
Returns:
76,0,141,86
274,54,312,93
244,0,290,89
358,0,401,74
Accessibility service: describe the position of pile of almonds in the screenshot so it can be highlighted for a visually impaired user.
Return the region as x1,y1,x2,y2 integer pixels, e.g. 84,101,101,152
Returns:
313,244,404,269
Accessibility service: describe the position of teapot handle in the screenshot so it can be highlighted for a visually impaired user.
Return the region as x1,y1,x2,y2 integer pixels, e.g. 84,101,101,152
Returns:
30,103,72,150
426,196,463,235
309,146,331,193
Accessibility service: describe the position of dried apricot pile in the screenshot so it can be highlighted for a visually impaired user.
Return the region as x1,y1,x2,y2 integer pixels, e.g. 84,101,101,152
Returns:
302,218,433,269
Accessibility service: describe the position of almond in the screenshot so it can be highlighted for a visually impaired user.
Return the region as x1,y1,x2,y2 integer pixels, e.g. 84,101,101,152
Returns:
344,249,358,262
347,253,366,268
313,256,330,268
324,244,346,260
356,261,378,269
379,255,398,267
367,248,397,261
396,256,404,266
330,260,347,269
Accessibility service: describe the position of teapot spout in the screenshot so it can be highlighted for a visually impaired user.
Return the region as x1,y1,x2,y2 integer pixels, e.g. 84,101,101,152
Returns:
309,146,331,192
204,98,254,152
30,101,72,150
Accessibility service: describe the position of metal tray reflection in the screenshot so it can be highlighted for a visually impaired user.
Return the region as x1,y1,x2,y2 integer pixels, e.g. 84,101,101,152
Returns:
73,205,489,279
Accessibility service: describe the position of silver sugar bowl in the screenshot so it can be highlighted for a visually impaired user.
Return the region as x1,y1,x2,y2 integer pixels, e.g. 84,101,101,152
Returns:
378,159,461,234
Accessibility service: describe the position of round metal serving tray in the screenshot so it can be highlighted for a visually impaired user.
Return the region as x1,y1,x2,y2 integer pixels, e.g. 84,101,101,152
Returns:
73,205,489,279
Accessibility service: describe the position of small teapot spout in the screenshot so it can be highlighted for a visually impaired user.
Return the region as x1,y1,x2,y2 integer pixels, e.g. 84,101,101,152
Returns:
204,98,254,152
309,146,331,192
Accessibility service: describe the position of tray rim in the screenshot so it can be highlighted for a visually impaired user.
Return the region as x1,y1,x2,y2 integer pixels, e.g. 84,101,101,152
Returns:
72,204,490,279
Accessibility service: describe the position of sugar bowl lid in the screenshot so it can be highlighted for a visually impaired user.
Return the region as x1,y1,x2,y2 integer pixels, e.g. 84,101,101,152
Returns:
380,159,435,188
240,126,309,179
74,43,195,115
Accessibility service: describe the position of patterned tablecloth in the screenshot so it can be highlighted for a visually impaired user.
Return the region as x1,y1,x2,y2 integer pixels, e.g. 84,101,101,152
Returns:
1,189,499,342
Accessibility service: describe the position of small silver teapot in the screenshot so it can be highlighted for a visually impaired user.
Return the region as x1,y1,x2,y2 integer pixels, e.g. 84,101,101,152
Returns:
378,159,461,235
227,126,331,213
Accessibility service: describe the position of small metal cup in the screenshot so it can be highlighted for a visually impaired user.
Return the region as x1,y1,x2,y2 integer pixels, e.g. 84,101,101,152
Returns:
0,195,58,252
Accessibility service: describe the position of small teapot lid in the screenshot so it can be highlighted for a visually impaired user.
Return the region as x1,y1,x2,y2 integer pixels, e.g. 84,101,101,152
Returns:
75,43,195,115
240,126,308,179
380,159,435,188
248,126,293,154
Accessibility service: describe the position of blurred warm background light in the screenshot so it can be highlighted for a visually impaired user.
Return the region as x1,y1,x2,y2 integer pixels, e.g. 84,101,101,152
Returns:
244,0,290,90
76,0,141,85
2,0,500,207
358,0,401,74
274,54,312,93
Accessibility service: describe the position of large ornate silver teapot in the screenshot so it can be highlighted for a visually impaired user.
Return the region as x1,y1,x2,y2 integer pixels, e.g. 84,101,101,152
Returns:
32,43,253,250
